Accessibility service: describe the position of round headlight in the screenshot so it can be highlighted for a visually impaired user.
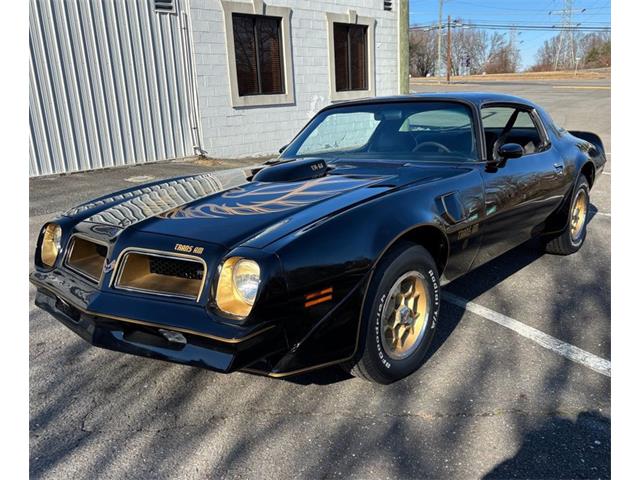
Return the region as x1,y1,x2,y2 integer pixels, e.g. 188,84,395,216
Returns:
232,259,261,305
41,223,62,267
215,257,261,319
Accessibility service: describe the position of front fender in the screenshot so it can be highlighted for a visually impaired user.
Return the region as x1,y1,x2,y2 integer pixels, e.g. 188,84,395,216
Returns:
255,179,478,376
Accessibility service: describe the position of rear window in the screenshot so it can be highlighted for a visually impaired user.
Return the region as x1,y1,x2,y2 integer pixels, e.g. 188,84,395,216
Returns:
401,108,472,131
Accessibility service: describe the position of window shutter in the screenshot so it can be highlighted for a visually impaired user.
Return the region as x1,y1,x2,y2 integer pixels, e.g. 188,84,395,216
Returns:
349,25,368,90
333,24,350,91
256,17,284,94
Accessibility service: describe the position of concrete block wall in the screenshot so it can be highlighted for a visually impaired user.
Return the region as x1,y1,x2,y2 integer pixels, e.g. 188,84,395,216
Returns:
188,0,398,159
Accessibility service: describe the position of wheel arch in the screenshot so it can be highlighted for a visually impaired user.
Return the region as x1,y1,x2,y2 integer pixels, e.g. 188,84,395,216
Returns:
580,160,596,189
377,223,450,277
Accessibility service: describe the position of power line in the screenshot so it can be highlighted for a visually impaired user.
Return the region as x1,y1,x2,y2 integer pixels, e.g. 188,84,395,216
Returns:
444,0,610,12
410,21,610,32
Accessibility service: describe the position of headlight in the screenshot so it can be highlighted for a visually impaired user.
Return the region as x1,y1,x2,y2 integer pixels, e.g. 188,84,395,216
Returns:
40,223,62,267
215,257,261,319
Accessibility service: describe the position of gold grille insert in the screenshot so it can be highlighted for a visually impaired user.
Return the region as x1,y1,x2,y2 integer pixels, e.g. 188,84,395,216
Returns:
115,251,205,300
66,236,108,282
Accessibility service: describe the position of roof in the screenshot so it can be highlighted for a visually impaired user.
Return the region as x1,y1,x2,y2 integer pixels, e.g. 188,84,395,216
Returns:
324,92,539,110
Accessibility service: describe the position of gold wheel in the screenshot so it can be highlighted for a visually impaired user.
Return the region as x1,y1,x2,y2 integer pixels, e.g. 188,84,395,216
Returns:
381,271,430,360
570,189,588,243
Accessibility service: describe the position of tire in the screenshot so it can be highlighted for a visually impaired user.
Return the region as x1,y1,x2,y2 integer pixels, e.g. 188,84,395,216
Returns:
544,174,590,255
343,242,440,384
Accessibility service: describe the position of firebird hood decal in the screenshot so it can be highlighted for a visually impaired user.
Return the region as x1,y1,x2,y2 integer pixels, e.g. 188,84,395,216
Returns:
158,176,383,219
66,161,466,247
68,166,395,246
68,169,250,229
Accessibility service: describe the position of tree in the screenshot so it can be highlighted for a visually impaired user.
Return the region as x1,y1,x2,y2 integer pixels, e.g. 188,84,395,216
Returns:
409,23,522,77
409,28,438,76
485,32,519,73
450,28,488,75
530,32,610,71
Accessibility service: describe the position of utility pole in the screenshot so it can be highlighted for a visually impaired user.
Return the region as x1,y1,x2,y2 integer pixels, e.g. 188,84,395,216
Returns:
437,0,443,78
446,15,452,83
398,0,409,94
550,1,585,70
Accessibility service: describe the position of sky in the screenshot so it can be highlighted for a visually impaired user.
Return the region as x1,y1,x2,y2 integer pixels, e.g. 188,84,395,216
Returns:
409,0,611,68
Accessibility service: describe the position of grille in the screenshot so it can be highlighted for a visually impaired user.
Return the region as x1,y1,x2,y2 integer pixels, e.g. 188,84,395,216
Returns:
65,236,108,282
149,257,203,280
115,251,206,300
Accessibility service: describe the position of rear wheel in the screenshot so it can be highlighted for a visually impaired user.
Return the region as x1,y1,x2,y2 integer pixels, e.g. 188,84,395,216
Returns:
343,242,440,384
544,174,590,255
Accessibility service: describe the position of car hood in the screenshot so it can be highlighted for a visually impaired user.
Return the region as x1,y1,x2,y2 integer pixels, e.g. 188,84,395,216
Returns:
68,159,468,249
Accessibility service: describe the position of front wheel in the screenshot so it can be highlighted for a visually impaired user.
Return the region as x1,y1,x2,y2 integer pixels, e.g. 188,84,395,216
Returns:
343,242,440,384
544,174,590,255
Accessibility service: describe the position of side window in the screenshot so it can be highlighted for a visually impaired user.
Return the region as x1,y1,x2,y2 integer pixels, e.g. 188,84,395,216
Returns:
481,106,544,158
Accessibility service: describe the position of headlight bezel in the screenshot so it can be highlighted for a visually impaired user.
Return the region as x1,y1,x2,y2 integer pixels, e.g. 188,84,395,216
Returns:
214,257,262,320
40,223,62,268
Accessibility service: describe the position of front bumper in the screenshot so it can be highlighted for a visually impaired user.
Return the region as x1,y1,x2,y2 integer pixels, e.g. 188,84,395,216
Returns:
30,270,285,373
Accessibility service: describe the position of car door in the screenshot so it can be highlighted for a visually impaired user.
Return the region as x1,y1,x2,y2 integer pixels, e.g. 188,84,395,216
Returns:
472,104,571,268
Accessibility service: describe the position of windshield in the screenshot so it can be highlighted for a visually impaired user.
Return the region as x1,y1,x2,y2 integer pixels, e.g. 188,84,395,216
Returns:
281,101,477,162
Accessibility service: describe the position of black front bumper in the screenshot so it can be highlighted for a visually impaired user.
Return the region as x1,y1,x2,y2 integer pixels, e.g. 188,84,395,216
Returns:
31,271,285,373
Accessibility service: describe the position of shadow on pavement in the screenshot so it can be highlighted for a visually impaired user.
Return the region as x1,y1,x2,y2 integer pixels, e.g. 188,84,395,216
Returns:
484,411,610,479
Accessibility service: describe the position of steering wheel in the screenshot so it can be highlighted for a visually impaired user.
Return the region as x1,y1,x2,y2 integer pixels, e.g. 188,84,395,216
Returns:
412,141,451,153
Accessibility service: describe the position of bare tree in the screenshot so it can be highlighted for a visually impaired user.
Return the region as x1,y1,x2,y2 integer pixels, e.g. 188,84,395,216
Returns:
409,28,438,77
485,32,519,73
409,25,522,77
450,28,488,75
530,32,610,71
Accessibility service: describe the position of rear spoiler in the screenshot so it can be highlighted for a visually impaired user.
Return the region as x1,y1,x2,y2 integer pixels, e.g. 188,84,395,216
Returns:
568,130,605,156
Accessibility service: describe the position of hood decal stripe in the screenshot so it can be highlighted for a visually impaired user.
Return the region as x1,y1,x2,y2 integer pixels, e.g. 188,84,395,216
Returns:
77,171,248,231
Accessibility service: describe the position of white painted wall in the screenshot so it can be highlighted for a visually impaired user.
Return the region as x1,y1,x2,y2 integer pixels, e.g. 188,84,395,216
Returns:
189,0,399,158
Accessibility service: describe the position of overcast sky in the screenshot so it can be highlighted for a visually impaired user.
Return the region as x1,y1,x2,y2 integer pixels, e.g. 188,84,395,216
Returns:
409,0,611,68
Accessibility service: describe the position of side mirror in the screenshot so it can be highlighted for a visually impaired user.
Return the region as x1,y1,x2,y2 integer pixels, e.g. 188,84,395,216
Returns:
498,143,524,160
278,144,289,154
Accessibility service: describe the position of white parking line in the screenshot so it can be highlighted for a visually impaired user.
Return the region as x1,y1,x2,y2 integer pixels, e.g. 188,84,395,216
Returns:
442,292,611,377
589,207,611,217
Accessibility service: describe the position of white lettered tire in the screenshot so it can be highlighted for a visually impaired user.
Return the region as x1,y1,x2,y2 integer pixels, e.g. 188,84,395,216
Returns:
344,242,440,384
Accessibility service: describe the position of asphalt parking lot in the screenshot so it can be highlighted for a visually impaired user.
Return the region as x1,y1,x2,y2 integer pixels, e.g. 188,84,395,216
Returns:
29,80,611,479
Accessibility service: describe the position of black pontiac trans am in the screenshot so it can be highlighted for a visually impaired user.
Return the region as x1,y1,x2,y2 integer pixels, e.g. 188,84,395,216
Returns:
31,93,606,384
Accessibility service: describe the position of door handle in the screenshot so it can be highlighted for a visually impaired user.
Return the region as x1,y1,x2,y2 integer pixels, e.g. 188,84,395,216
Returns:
553,163,564,173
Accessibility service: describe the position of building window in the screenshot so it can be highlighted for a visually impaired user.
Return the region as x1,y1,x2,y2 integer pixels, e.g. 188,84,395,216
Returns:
333,23,368,92
232,14,284,96
326,11,375,101
221,0,294,107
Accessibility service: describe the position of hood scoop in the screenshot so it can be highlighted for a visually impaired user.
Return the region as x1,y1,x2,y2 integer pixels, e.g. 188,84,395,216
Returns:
252,158,328,183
